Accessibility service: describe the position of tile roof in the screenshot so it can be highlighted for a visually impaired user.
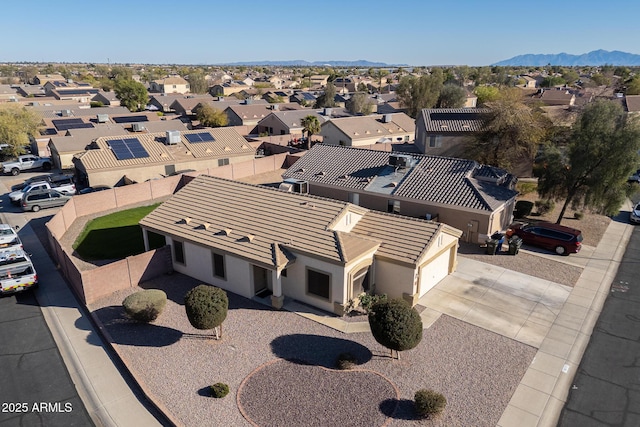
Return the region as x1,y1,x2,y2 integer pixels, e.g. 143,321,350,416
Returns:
419,108,487,133
282,145,517,212
321,113,415,141
75,128,254,171
626,95,640,113
139,175,447,267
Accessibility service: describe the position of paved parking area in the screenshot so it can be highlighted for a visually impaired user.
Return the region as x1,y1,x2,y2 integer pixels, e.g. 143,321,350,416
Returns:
419,257,573,348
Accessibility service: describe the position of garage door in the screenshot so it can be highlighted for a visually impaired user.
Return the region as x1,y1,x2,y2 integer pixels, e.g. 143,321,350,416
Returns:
418,250,451,297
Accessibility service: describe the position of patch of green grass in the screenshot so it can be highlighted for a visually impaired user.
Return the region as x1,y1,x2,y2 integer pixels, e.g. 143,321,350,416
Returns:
73,204,165,260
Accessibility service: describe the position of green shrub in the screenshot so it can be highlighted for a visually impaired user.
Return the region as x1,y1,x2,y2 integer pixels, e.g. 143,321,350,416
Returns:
368,298,422,358
185,284,228,332
414,389,447,418
335,352,358,370
122,289,167,323
516,181,537,195
359,293,387,314
514,200,534,219
534,199,555,215
210,383,229,398
574,211,584,220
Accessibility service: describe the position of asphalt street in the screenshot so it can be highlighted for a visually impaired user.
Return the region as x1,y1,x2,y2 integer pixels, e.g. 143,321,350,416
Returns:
0,174,94,427
559,223,640,426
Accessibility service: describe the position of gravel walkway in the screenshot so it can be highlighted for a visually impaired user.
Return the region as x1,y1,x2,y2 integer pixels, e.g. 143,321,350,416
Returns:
89,273,536,427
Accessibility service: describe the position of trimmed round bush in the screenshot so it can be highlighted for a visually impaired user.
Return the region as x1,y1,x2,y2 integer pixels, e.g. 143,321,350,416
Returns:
122,289,167,323
514,200,534,219
184,284,228,330
414,389,447,418
210,383,229,398
368,298,423,354
335,352,358,370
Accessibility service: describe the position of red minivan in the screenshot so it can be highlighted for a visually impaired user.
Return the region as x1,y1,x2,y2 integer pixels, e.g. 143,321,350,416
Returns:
507,222,583,255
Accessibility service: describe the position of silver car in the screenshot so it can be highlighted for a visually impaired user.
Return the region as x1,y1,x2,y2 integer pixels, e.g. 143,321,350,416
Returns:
21,189,71,212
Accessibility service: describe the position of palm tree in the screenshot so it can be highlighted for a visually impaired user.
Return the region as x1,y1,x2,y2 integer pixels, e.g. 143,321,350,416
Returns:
300,115,321,150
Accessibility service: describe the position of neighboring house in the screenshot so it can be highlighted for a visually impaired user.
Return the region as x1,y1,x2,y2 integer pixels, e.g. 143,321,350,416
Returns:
0,84,18,101
309,75,329,87
522,76,538,88
16,85,46,97
150,76,190,94
282,144,517,244
320,113,415,147
148,93,188,113
139,175,462,314
625,95,640,114
256,108,327,138
72,127,255,187
92,91,121,106
463,92,478,108
225,102,303,129
414,108,487,157
169,94,215,116
537,89,576,106
210,81,249,96
290,91,317,105
48,124,129,169
33,74,66,85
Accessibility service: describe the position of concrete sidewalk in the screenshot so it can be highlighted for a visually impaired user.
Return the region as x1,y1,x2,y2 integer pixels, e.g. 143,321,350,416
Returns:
497,214,633,427
19,222,164,427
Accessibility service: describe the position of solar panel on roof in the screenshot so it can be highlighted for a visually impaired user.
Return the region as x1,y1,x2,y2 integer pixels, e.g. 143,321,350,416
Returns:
184,132,215,143
52,118,95,131
112,115,149,124
429,112,482,121
108,138,150,160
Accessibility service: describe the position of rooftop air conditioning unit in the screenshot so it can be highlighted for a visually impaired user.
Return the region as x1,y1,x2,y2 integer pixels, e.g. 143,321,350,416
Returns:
166,130,181,145
96,114,109,123
383,113,393,123
388,154,412,169
279,178,309,194
61,109,71,117
132,123,145,132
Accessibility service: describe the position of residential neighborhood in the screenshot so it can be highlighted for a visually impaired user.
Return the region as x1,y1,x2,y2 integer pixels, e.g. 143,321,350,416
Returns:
2,21,640,427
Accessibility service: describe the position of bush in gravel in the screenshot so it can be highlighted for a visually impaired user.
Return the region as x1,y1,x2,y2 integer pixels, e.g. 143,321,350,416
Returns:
359,293,387,314
414,389,447,418
335,352,358,370
185,284,228,339
210,383,229,398
368,298,422,360
574,211,584,220
122,289,167,323
534,199,555,215
514,200,534,219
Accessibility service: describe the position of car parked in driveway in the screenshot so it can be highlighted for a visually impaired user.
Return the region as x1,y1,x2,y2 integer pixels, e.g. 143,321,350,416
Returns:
0,224,22,250
21,189,71,212
630,202,640,224
507,222,583,255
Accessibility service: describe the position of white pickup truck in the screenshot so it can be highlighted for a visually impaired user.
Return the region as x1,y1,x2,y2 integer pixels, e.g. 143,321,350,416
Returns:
2,155,52,176
9,177,76,204
0,247,38,295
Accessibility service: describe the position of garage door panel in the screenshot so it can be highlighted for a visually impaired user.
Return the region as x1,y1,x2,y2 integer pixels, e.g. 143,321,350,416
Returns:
419,251,450,297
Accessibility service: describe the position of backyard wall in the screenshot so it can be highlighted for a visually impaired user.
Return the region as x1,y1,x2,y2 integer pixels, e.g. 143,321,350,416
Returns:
46,154,291,305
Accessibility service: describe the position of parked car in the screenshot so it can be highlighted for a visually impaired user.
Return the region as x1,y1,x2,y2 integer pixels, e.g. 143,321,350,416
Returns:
10,173,66,192
630,202,640,224
0,247,38,295
506,222,583,255
9,177,76,204
0,224,22,250
629,169,640,184
21,189,72,212
77,185,111,195
2,155,52,176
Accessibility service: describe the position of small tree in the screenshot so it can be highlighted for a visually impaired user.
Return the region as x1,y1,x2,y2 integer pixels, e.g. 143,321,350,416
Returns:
0,106,41,158
114,79,148,112
346,92,374,115
368,298,422,360
301,115,321,150
184,284,228,339
437,84,466,108
314,82,336,108
195,103,228,127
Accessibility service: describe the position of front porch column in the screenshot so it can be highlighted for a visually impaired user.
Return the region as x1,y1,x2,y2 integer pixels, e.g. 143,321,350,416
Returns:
142,228,150,251
270,269,284,309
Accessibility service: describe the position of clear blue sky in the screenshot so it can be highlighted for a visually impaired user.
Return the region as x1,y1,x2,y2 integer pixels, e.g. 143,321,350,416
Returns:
2,0,639,66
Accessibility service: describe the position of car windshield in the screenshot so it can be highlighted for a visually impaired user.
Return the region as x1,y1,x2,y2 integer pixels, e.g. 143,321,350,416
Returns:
635,203,640,210
0,229,14,236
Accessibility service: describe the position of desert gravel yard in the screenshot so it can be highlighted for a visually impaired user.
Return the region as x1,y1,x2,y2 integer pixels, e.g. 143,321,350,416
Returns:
90,273,536,427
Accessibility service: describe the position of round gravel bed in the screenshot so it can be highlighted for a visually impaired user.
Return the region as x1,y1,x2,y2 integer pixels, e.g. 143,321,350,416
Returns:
238,359,398,427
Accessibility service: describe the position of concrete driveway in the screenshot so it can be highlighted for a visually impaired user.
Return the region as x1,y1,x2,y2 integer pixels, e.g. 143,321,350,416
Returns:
418,257,573,348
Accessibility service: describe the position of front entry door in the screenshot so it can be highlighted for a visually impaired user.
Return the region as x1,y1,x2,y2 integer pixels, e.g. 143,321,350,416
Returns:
253,265,272,297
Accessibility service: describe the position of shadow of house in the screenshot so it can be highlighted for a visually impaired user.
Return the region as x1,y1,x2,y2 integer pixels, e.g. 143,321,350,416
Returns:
91,306,183,347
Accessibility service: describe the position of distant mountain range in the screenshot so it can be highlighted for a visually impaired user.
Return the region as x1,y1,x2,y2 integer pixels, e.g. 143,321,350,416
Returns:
222,59,405,67
493,50,640,66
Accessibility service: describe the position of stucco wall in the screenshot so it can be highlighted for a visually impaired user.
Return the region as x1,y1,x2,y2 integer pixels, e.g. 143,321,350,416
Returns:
372,258,416,300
